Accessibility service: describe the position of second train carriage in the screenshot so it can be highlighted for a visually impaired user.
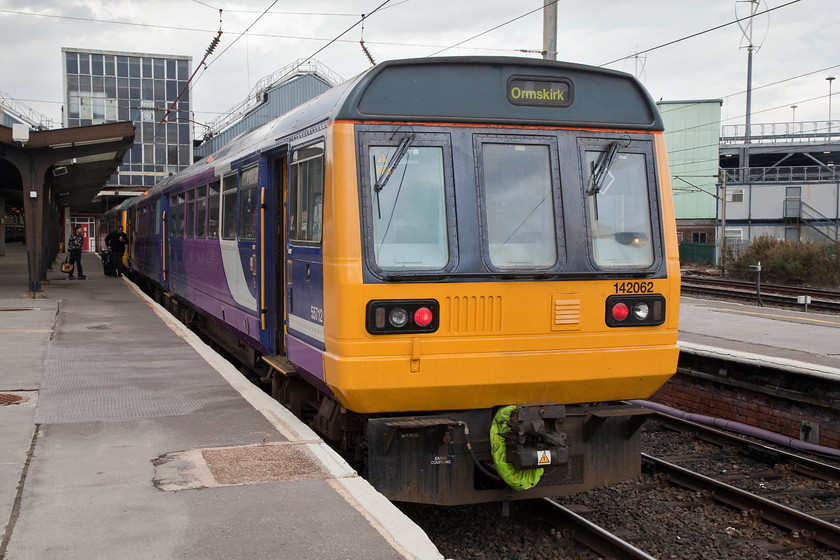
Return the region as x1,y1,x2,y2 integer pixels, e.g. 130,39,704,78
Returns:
107,57,680,504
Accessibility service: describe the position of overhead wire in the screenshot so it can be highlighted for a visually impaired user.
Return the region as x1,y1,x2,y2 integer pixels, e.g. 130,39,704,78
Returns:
599,0,802,67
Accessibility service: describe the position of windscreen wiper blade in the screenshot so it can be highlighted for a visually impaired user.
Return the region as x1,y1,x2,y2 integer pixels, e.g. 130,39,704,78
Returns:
588,140,620,195
374,135,414,194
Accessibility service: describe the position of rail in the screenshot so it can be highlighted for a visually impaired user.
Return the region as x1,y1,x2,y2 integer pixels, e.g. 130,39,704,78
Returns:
642,453,840,551
680,276,840,313
538,498,657,560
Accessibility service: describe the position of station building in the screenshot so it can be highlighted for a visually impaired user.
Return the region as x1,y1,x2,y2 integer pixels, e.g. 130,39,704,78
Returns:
659,100,840,265
62,48,193,192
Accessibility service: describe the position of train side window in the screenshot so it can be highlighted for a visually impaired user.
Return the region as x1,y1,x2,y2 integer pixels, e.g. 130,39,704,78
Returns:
208,179,220,239
583,143,655,269
239,165,259,240
288,142,324,243
478,142,558,269
221,173,237,240
186,188,195,238
196,185,207,238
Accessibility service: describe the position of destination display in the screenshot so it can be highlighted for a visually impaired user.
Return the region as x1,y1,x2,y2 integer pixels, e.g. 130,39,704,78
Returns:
507,76,573,108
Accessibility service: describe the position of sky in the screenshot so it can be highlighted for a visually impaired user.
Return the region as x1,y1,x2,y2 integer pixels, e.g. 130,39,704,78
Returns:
0,0,837,137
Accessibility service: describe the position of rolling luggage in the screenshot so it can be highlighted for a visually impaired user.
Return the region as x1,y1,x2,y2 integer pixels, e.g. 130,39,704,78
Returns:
102,249,117,277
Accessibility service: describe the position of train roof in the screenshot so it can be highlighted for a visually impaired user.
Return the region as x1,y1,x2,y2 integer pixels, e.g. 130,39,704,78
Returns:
144,57,663,198
333,56,664,130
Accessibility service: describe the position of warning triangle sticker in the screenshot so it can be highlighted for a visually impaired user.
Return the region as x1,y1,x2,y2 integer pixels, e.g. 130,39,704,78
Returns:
538,450,551,465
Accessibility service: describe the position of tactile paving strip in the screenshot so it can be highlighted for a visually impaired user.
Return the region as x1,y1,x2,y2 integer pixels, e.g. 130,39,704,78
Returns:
37,338,241,424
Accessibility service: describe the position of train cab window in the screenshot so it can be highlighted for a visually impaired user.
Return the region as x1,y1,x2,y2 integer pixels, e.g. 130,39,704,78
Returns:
186,188,195,238
288,142,324,243
583,143,655,269
196,185,207,238
478,142,558,269
366,145,448,270
221,173,237,240
239,165,258,240
208,179,220,239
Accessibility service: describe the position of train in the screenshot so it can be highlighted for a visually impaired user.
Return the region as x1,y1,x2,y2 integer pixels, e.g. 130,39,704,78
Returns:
101,56,680,505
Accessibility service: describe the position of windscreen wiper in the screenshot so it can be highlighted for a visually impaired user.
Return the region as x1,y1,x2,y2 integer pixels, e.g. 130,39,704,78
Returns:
373,134,414,218
588,140,620,196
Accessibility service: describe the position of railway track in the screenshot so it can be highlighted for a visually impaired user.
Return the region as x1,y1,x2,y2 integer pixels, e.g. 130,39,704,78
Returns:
681,275,840,313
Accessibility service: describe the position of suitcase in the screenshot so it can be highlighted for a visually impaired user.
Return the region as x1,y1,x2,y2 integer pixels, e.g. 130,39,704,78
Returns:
102,250,117,277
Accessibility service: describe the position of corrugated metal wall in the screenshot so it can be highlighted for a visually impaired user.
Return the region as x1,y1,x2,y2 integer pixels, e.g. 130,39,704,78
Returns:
195,73,334,159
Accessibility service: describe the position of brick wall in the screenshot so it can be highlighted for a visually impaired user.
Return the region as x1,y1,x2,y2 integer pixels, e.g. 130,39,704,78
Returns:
651,373,840,450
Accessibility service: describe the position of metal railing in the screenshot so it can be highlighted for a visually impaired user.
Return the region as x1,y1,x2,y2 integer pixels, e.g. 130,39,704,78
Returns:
204,59,343,136
723,165,840,183
721,120,839,144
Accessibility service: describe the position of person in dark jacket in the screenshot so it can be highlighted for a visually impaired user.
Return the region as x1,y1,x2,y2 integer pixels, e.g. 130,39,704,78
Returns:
67,225,86,279
105,226,128,277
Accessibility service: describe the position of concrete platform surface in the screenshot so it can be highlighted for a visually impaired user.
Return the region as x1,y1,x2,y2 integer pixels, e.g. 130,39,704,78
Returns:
679,295,840,372
0,245,442,560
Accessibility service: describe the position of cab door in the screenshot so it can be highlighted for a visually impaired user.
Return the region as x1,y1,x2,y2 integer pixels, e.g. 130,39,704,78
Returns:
285,142,325,351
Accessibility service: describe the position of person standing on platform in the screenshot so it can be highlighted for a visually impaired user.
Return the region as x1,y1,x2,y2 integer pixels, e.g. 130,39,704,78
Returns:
105,226,128,277
67,225,86,280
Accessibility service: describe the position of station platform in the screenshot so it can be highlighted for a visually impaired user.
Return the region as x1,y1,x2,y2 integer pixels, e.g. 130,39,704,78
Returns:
679,295,840,374
0,244,442,560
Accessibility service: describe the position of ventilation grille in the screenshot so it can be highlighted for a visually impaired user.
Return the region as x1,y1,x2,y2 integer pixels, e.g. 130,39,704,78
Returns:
442,296,502,334
553,296,581,331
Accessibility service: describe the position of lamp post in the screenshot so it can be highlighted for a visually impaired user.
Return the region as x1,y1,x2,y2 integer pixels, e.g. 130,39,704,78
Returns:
790,104,797,136
828,76,836,139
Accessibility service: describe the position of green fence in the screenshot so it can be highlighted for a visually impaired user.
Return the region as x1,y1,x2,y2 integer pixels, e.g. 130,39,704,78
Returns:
679,242,716,265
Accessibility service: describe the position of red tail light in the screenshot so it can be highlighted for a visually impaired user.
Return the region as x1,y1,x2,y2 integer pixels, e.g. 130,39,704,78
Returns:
414,307,434,327
611,302,629,321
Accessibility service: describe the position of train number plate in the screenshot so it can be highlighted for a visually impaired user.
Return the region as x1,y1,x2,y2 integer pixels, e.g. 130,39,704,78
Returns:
613,281,654,294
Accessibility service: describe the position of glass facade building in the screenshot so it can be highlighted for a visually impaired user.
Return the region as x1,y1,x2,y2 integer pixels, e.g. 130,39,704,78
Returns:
62,48,193,188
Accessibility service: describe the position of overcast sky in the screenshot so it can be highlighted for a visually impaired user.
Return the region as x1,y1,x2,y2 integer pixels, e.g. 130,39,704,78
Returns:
1,0,837,135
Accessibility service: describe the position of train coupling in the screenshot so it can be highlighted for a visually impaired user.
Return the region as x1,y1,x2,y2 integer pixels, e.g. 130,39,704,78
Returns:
503,404,569,469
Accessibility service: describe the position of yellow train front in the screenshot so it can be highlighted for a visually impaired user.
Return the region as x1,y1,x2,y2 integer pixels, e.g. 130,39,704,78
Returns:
283,57,680,504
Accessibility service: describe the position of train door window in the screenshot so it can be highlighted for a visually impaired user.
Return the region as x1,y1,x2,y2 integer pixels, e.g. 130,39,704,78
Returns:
208,179,220,239
196,185,207,238
221,173,238,240
186,188,195,238
477,140,560,269
239,165,259,240
167,193,177,237
176,191,185,237
581,139,656,269
288,142,324,243
155,199,161,235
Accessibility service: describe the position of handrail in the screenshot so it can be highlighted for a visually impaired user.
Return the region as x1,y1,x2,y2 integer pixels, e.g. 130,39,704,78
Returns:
721,120,839,144
723,165,840,183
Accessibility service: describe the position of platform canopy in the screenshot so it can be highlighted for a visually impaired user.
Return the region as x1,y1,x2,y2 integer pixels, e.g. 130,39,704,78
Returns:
0,121,135,296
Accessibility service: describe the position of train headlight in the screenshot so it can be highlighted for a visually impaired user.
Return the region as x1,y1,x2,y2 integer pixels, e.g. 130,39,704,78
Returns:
633,302,649,320
605,294,666,327
366,300,439,335
389,308,409,328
